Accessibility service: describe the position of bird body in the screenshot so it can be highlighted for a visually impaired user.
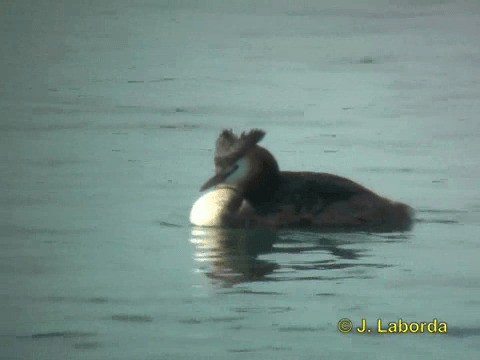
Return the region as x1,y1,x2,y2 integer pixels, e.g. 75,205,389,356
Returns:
190,129,413,231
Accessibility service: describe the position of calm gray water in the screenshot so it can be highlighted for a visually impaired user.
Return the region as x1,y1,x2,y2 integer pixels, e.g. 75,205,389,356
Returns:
1,1,480,359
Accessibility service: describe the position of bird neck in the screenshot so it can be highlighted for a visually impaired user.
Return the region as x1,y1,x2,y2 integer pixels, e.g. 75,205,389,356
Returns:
242,146,280,206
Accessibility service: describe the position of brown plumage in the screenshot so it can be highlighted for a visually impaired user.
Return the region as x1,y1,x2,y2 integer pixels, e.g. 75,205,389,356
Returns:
191,129,413,231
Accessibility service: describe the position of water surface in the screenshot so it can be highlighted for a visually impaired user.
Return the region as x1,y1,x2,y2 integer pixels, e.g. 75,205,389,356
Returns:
1,1,480,359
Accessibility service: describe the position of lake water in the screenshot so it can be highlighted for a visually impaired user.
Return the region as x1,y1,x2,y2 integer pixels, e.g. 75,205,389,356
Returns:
1,1,480,359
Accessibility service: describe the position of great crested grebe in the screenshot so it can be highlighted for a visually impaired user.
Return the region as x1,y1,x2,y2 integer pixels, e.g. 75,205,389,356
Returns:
190,129,413,231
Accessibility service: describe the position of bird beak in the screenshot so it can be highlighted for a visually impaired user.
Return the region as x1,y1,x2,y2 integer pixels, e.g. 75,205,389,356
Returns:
199,173,227,191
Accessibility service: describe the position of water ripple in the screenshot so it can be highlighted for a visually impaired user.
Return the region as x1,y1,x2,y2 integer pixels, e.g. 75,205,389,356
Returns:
190,227,394,287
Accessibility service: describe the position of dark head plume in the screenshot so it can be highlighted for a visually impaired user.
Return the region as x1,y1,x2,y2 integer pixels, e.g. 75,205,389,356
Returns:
214,129,265,170
199,129,267,191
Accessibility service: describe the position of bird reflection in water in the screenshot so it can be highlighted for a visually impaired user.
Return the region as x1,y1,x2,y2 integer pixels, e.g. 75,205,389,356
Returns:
189,228,389,287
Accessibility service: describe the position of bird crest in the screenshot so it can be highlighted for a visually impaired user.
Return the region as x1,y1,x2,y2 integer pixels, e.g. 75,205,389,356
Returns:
214,129,265,170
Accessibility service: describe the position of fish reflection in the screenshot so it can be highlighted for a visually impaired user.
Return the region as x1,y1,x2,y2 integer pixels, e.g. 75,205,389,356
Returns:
190,227,278,286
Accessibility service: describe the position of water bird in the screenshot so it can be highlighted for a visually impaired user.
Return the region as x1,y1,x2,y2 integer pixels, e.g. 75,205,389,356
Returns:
190,129,413,231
